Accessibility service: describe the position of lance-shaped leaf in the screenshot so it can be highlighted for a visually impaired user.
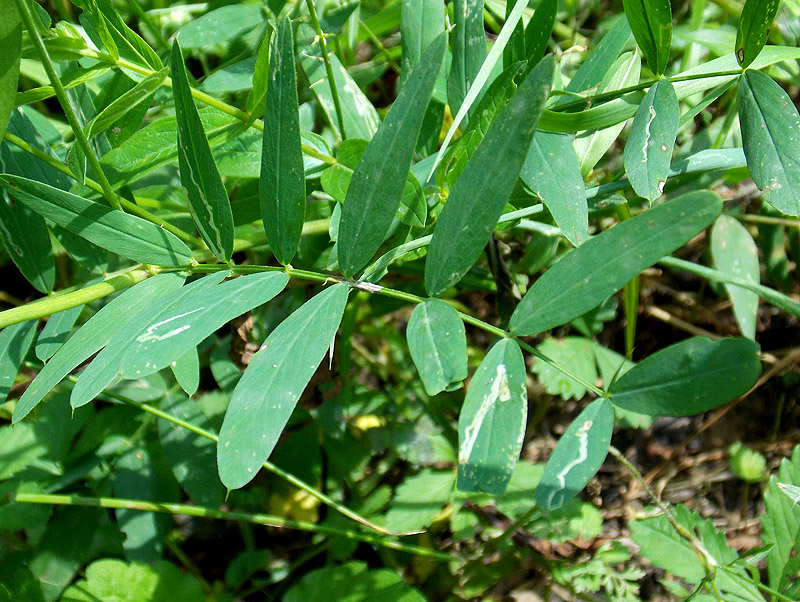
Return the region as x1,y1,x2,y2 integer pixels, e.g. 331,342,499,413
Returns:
524,0,557,65
400,0,445,85
510,190,722,336
447,0,487,119
426,55,555,297
0,320,37,403
246,25,272,123
736,0,781,68
176,4,263,49
84,0,161,76
337,34,446,277
622,0,672,75
217,283,349,490
261,18,304,266
520,131,588,246
624,78,679,201
608,337,761,416
0,175,193,266
457,338,527,495
738,69,800,216
407,299,468,396
171,41,234,261
35,304,84,361
711,215,759,340
536,398,614,511
13,273,186,422
0,0,20,144
0,188,54,294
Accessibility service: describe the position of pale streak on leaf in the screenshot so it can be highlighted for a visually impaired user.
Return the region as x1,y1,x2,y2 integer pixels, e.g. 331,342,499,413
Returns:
136,307,205,342
548,419,592,508
459,363,511,464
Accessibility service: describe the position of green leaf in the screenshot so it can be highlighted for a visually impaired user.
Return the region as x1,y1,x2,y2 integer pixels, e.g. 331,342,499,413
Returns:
171,41,234,261
35,304,83,361
261,18,304,266
170,348,199,397
400,0,445,86
283,561,425,602
202,57,257,94
13,274,185,422
510,190,723,336
246,27,272,121
0,175,193,266
176,4,264,49
0,0,20,144
406,299,468,396
524,0,557,64
85,67,166,139
536,398,614,511
608,337,762,416
0,186,54,294
383,469,455,533
622,0,672,75
337,34,446,276
457,338,527,496
729,441,767,482
62,559,204,602
624,78,679,201
762,447,800,591
532,337,597,400
447,0,487,118
711,215,760,339
0,319,37,403
520,131,588,246
426,55,555,296
736,0,781,67
738,69,800,216
158,394,225,507
217,283,349,490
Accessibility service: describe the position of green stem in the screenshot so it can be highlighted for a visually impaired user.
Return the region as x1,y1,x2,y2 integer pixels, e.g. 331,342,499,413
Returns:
10,493,455,561
305,0,347,139
617,204,638,360
13,0,121,211
359,19,401,73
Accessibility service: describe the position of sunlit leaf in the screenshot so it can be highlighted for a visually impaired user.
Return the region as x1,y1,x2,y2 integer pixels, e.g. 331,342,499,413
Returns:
622,0,672,74
736,0,781,67
447,0,487,118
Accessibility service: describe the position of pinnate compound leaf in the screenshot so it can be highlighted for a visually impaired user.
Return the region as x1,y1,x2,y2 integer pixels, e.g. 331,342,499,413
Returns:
457,338,527,496
536,398,614,511
0,0,20,144
622,0,672,75
624,78,679,201
509,190,722,336
736,0,781,68
608,337,761,416
0,175,193,266
406,299,468,396
762,447,800,591
338,33,446,276
520,131,588,246
218,283,349,490
13,273,185,422
711,215,760,339
738,69,800,216
261,18,305,266
171,41,234,261
426,55,555,297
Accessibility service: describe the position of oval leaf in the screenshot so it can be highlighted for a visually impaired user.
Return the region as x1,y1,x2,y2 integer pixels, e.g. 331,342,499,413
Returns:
407,299,468,396
622,0,672,75
736,0,781,68
624,78,679,201
711,215,760,340
510,190,722,336
536,398,614,511
0,175,193,266
0,0,20,144
426,55,555,297
171,41,234,261
176,4,264,49
261,18,305,266
457,338,527,496
608,337,762,416
520,131,588,246
337,33,446,277
217,283,349,490
738,69,800,216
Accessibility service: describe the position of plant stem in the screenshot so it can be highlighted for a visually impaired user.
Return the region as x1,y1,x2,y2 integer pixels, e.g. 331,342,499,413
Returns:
10,492,455,561
305,0,347,139
13,0,121,211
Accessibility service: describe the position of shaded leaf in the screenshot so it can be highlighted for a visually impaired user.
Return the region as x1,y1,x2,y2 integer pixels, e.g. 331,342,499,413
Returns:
608,337,761,416
510,190,722,336
532,337,597,400
0,175,193,266
624,78,679,201
85,67,166,139
457,338,527,496
426,55,555,296
447,0,487,118
217,283,349,489
536,398,614,511
622,0,672,74
762,448,800,591
35,304,83,361
406,299,468,396
736,0,781,67
738,69,800,216
383,469,455,533
524,0,557,64
170,347,199,397
283,562,425,602
0,188,54,294
0,0,20,144
0,320,37,403
246,27,272,121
